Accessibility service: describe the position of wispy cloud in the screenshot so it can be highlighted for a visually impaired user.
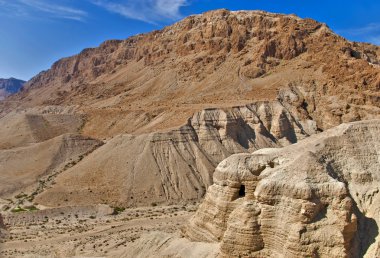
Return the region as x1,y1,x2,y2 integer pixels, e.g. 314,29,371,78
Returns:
337,23,380,45
369,35,380,46
339,23,380,36
91,0,188,24
0,0,87,21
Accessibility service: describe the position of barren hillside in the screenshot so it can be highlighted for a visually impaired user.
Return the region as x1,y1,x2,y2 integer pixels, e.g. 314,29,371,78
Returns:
2,10,379,137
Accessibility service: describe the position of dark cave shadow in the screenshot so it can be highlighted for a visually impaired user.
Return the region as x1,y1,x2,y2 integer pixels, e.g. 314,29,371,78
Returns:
352,203,379,257
280,112,298,144
311,203,327,223
237,120,256,149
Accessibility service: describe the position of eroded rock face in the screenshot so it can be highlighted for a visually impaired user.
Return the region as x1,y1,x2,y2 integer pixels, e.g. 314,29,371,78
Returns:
34,96,316,207
185,119,380,257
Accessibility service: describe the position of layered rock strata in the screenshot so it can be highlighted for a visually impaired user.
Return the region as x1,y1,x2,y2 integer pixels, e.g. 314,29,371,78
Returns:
185,119,380,257
35,96,317,207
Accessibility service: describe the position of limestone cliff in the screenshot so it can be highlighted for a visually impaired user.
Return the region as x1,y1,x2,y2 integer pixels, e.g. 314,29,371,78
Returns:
183,119,380,257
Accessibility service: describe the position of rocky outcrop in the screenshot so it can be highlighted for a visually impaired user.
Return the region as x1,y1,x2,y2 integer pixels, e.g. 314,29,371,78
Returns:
34,95,317,208
185,119,380,257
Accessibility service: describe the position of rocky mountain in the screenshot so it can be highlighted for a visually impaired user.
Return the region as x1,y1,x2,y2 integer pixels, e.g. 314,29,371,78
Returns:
2,10,379,136
0,78,25,100
0,9,379,209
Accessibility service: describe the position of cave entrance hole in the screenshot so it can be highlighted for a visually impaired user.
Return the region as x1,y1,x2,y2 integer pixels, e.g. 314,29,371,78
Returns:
239,184,246,197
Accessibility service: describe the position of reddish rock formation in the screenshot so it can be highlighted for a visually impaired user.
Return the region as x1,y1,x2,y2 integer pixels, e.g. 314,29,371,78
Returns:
1,10,379,139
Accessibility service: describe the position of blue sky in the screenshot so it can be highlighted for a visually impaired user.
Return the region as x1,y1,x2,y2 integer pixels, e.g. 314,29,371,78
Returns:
0,0,379,80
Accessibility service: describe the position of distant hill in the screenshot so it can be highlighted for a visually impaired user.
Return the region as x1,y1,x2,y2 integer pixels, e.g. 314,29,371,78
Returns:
0,78,25,100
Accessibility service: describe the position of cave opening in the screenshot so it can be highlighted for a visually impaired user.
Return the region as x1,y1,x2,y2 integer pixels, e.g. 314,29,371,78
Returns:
239,184,246,197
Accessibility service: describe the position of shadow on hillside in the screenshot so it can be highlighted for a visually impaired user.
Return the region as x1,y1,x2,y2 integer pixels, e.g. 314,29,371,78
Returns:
352,199,378,257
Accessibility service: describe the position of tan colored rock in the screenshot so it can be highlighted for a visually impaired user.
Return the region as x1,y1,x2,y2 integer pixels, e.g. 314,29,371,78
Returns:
34,98,316,208
185,119,380,257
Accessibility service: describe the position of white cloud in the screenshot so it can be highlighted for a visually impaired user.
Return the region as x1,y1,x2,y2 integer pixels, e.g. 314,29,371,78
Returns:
91,0,188,23
20,0,87,21
337,23,380,46
0,0,87,21
339,23,380,36
369,35,380,46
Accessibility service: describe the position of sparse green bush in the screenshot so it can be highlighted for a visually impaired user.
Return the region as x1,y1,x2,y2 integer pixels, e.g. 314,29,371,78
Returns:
11,206,27,213
112,206,125,215
26,205,39,211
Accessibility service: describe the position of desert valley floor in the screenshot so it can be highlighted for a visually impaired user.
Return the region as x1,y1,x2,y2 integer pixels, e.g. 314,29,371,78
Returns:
0,204,199,257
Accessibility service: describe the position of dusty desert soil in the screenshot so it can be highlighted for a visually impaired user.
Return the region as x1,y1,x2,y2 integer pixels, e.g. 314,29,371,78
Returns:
0,203,198,257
